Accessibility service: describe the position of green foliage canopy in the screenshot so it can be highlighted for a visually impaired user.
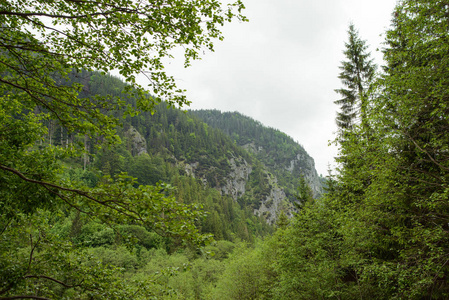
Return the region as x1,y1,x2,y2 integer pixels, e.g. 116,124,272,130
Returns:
0,0,246,138
270,1,449,299
0,0,247,298
207,2,449,299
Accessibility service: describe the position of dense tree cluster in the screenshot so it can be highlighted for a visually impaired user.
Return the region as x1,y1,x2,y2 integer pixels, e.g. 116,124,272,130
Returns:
206,1,449,299
1,67,282,298
2,0,448,299
0,0,247,298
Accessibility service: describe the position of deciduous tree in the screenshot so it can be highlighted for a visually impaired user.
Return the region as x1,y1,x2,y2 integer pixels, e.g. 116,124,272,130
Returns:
0,0,245,298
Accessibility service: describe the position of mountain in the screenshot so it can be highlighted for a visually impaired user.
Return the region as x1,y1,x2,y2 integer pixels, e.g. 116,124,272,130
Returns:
190,110,322,195
61,71,322,228
3,69,327,298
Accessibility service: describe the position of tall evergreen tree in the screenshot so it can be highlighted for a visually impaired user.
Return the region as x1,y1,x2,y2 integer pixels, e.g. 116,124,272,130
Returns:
366,2,449,296
332,24,378,212
334,24,376,133
330,2,449,297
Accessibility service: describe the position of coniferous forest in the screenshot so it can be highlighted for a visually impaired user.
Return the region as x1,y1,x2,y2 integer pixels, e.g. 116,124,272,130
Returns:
2,1,449,299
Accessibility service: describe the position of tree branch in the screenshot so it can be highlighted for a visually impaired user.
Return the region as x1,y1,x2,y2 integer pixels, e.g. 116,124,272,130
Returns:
0,296,51,300
0,164,145,222
27,234,41,274
406,133,449,172
23,275,81,289
0,10,126,20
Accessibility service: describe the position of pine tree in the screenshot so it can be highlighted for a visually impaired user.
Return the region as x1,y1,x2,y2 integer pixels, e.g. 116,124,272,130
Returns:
333,24,378,203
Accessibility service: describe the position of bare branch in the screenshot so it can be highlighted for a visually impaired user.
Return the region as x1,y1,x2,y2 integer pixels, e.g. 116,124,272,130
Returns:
27,233,41,274
0,164,92,199
0,164,145,222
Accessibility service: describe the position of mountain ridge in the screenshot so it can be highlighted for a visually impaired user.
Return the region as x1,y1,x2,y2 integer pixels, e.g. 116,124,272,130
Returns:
66,71,322,226
190,109,323,197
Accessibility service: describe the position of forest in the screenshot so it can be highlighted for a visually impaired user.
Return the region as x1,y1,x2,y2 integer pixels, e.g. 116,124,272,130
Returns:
1,0,449,299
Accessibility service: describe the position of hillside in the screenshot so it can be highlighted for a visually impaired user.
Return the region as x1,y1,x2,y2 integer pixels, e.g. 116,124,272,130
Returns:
190,110,322,196
71,71,322,225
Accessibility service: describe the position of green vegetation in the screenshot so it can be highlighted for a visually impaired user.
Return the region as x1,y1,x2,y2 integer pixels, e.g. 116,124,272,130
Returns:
200,2,449,299
191,110,322,200
2,0,448,299
0,0,250,298
334,23,376,132
1,64,280,297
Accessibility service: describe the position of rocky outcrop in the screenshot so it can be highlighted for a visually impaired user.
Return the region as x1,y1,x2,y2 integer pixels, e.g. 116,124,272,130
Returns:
172,146,320,224
242,142,263,154
221,158,252,201
184,162,199,178
252,172,292,225
125,126,148,156
175,154,298,224
286,152,321,197
243,142,322,197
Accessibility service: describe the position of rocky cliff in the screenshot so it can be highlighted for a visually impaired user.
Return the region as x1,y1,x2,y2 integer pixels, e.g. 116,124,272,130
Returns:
125,126,148,156
124,112,322,225
251,172,292,224
221,157,252,201
243,142,322,198
286,152,321,197
191,110,323,200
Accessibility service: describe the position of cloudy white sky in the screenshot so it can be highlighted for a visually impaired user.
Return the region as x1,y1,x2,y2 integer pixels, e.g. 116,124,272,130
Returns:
164,0,397,176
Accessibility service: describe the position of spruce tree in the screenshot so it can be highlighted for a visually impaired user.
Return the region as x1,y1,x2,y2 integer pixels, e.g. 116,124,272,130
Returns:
295,174,314,209
334,24,376,133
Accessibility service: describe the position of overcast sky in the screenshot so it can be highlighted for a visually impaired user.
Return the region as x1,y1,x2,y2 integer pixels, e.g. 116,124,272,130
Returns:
163,0,397,176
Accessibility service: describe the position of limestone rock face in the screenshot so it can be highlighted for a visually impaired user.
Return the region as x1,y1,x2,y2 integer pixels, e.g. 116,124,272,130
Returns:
189,110,324,223
171,147,321,225
221,158,252,201
253,173,290,225
184,162,199,178
242,142,259,154
125,126,148,156
180,152,320,224
287,152,322,197
243,143,322,198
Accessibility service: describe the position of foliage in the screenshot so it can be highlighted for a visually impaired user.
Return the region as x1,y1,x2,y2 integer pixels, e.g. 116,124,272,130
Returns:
207,242,274,300
231,2,449,299
187,2,449,300
7,0,449,299
0,0,247,298
295,174,314,208
1,0,247,114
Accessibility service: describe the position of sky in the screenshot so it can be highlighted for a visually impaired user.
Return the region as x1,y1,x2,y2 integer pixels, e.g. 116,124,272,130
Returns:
162,0,398,176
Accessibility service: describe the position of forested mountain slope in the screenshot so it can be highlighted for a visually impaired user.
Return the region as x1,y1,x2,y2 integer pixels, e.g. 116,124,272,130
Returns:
65,71,321,226
191,110,322,197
